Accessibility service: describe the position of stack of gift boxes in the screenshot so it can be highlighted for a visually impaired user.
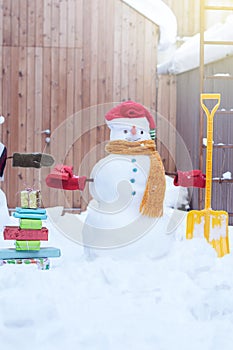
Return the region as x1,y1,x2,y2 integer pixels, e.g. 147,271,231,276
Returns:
3,188,49,251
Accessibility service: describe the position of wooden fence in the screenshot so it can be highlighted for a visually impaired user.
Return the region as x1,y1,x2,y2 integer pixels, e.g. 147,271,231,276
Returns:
157,74,177,173
0,0,159,210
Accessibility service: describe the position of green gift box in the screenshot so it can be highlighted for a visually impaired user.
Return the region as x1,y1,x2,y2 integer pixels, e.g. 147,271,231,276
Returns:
15,240,41,251
19,218,42,230
20,190,41,209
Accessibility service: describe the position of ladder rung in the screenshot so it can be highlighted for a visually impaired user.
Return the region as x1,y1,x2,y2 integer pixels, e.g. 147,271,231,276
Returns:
205,5,233,11
216,110,233,114
212,179,233,183
205,75,233,80
204,40,233,45
203,144,233,149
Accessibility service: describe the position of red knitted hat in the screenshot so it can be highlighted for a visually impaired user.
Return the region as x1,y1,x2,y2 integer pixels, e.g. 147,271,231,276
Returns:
105,101,156,129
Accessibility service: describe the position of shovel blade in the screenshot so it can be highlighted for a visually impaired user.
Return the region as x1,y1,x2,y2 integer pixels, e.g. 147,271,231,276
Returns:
186,209,230,257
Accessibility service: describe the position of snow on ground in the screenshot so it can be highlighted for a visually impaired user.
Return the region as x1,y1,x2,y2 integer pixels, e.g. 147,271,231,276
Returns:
1,186,233,350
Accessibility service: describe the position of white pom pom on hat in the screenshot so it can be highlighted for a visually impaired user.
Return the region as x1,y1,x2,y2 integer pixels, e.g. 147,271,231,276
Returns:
0,116,5,124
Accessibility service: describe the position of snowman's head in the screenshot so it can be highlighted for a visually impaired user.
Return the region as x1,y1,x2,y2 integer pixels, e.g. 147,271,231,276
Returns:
105,101,156,142
107,119,151,141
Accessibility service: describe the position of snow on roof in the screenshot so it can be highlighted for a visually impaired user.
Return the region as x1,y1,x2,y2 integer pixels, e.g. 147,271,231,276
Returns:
122,0,177,50
158,15,233,75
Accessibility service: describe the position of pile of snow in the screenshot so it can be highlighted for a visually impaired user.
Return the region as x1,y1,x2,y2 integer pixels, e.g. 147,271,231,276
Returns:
2,179,233,350
123,0,177,50
158,15,233,75
222,171,232,180
1,213,233,350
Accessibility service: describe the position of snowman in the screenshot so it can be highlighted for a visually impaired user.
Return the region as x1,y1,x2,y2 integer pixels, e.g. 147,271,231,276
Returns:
82,101,174,260
0,116,10,230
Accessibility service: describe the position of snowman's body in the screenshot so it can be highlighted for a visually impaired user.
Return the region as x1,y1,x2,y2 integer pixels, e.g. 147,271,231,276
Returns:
82,104,173,259
87,153,150,229
0,189,10,230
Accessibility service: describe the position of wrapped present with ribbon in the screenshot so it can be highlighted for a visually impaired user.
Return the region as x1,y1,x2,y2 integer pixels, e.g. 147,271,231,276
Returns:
15,207,46,215
3,226,48,241
20,188,41,209
13,211,47,220
19,218,42,230
15,240,41,251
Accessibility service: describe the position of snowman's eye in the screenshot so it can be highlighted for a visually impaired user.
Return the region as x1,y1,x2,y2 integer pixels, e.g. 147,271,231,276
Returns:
140,130,144,134
123,130,128,134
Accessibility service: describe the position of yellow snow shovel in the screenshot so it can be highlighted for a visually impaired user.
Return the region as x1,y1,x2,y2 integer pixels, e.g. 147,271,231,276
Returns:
186,93,230,257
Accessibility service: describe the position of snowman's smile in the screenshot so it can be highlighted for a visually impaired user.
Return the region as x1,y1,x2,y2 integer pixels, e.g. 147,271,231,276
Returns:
125,137,141,142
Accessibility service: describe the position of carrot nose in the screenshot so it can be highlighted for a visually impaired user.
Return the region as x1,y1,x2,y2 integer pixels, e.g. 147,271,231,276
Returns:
131,126,137,135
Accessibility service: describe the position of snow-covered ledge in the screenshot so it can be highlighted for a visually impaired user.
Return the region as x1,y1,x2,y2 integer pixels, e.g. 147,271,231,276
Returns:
158,15,233,75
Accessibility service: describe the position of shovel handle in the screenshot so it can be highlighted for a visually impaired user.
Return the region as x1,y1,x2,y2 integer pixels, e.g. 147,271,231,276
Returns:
200,93,221,119
200,93,221,210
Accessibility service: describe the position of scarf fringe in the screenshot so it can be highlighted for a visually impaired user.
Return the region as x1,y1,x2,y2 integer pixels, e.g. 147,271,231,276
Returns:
139,152,165,217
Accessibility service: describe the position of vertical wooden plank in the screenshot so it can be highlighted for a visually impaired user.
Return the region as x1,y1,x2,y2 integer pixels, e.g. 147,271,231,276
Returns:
168,75,177,172
59,0,67,48
88,0,98,190
128,6,137,101
120,2,129,101
50,47,59,206
157,75,170,171
150,23,158,112
26,47,36,187
0,0,3,47
11,0,19,46
73,48,83,209
113,0,122,103
73,0,83,209
9,47,19,205
74,0,83,48
82,0,90,109
19,0,28,47
81,0,91,210
41,47,51,208
96,0,108,164
2,0,11,46
104,0,114,144
143,19,153,108
51,0,59,47
65,48,75,208
90,0,98,107
18,46,27,191
27,0,36,47
35,0,44,47
57,46,67,206
105,0,114,103
2,47,11,147
67,0,75,48
34,47,43,151
97,0,106,105
136,13,144,104
2,46,11,203
43,0,52,47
